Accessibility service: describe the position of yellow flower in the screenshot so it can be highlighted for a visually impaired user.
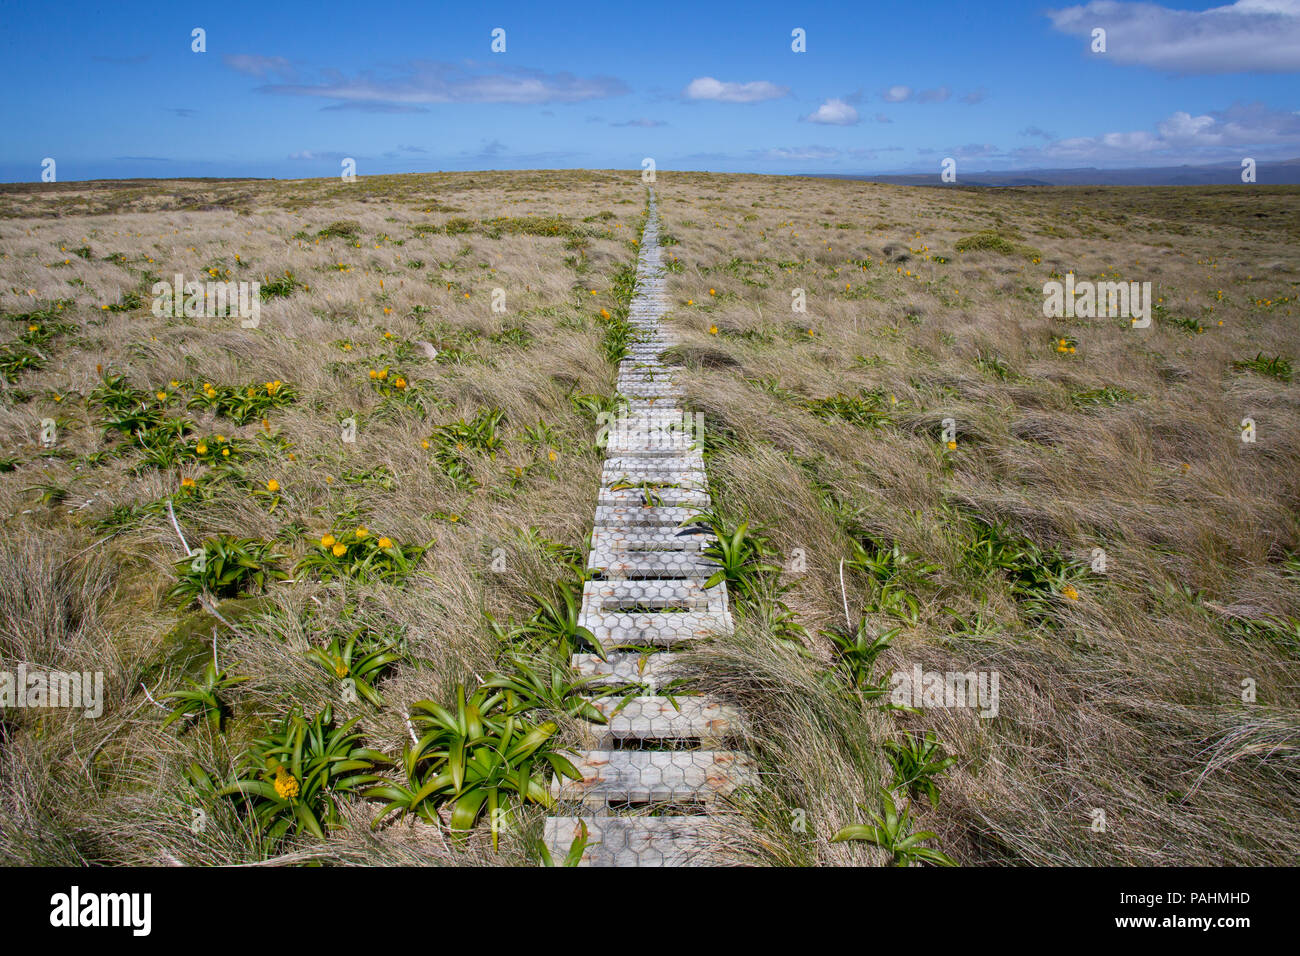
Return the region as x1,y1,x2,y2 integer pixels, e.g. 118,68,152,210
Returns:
600,308,610,319
321,534,336,548
686,298,694,306
180,477,196,489
195,443,208,455
266,479,279,492
156,391,167,401
170,379,180,388
708,325,718,335
378,537,393,548
222,447,230,457
273,767,299,800
354,526,369,538
333,660,348,678
1062,585,1079,601
394,376,407,389
548,449,558,462
709,288,716,295
946,440,957,450
369,369,378,379
421,439,430,450
332,543,348,557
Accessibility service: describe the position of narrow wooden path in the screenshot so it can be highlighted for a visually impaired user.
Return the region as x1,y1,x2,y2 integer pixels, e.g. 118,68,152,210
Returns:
543,189,753,865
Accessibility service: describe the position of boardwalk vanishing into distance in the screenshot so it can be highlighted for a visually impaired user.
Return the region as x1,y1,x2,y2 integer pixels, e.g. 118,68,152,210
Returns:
543,190,752,865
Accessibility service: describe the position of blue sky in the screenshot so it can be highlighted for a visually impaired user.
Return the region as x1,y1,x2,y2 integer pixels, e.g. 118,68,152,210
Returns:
2,0,1298,182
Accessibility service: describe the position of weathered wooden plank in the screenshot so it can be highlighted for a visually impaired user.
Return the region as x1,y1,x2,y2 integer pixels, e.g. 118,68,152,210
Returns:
554,749,756,806
542,816,728,867
589,695,741,743
570,651,682,688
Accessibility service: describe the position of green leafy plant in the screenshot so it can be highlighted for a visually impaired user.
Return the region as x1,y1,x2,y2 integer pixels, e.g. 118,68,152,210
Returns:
520,582,605,659
259,271,300,301
306,629,407,706
960,517,1082,623
187,380,297,424
680,511,781,603
884,731,957,808
1232,352,1292,382
0,345,46,382
822,619,899,695
1070,385,1138,407
167,536,287,604
804,393,892,429
538,820,593,866
831,788,956,866
974,351,1011,380
216,704,389,841
483,653,612,724
849,538,938,590
295,527,429,585
161,645,248,732
367,684,579,848
566,386,626,420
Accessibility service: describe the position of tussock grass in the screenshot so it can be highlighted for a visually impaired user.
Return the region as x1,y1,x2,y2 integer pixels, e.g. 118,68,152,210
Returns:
656,172,1300,865
1,169,1297,865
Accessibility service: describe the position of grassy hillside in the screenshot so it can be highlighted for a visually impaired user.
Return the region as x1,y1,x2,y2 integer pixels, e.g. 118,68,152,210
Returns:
0,170,1296,865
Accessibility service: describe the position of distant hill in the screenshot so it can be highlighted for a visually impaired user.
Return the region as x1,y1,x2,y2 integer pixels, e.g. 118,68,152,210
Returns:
810,158,1300,187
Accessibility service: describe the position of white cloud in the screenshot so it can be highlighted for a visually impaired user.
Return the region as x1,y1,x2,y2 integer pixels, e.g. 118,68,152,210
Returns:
754,145,890,163
1035,102,1300,161
880,84,957,104
916,86,952,103
611,117,668,127
804,98,860,125
1047,0,1300,73
1157,111,1219,144
247,61,627,105
684,76,789,102
288,150,349,161
224,54,295,80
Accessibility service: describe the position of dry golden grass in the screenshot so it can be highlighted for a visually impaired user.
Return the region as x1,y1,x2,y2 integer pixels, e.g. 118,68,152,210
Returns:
0,169,1296,866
